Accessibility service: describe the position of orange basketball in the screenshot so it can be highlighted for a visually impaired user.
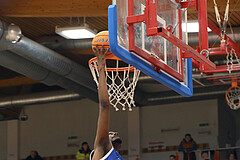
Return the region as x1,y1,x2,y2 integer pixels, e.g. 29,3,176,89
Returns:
92,31,111,53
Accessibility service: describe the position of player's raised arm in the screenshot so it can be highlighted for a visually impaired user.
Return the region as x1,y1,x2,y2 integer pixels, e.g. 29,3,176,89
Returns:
92,46,112,159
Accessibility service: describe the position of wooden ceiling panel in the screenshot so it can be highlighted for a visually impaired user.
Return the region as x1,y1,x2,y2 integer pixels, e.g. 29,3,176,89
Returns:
0,0,239,17
0,17,108,40
0,0,238,41
0,0,111,17
206,0,240,12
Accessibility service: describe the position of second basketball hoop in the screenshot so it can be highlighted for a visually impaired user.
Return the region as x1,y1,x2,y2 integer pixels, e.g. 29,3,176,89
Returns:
226,78,240,110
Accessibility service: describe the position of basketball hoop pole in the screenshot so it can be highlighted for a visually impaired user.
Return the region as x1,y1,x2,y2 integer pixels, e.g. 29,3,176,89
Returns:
176,0,184,76
197,0,209,71
128,0,135,51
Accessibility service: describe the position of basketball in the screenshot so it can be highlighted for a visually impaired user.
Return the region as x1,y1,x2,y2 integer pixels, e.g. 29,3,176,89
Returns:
92,31,111,53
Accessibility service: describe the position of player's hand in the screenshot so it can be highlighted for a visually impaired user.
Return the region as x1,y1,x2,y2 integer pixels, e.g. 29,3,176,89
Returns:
93,45,109,61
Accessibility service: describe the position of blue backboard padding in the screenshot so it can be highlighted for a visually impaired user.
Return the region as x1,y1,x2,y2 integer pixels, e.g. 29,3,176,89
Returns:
108,5,193,97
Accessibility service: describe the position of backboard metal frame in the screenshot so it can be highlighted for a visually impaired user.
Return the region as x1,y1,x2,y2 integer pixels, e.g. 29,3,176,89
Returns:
108,5,193,97
182,0,240,74
109,0,240,98
126,0,216,72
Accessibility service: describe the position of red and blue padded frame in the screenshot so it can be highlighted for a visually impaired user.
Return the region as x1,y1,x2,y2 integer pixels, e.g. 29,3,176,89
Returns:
108,5,193,97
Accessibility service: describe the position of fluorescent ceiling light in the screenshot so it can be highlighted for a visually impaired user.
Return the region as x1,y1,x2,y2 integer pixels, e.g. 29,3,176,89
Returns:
182,22,212,33
56,26,96,39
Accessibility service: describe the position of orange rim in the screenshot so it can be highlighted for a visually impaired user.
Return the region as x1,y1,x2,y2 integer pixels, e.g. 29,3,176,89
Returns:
225,86,240,106
88,53,136,72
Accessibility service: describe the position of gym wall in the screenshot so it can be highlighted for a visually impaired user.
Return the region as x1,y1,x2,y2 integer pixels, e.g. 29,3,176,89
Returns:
0,98,222,160
140,99,218,160
19,99,128,159
0,121,7,160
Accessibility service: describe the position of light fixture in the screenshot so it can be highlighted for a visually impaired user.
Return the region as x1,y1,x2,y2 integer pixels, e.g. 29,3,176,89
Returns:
6,23,22,43
55,24,96,39
182,22,212,33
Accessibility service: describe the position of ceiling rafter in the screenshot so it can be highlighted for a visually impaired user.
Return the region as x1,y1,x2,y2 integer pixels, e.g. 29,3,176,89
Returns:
0,0,111,17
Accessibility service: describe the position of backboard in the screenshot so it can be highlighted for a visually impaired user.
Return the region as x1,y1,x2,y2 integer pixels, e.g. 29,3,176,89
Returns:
116,0,185,77
108,0,193,97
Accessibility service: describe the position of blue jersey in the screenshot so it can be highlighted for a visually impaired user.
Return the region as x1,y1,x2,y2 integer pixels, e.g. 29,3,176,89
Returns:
90,148,124,160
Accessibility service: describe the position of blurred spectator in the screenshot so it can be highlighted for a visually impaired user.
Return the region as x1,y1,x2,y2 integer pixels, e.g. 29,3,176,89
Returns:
170,155,176,160
26,151,43,160
179,133,197,160
229,152,237,160
201,151,209,160
136,155,140,160
76,142,91,160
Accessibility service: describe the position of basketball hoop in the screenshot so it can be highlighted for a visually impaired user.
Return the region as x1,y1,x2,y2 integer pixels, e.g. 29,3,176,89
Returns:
225,78,240,110
89,53,140,111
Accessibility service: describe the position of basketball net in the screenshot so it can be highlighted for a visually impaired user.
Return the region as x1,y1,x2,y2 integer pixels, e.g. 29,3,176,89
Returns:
225,78,240,110
89,54,140,111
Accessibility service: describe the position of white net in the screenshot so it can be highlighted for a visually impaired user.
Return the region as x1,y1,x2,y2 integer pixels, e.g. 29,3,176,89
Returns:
226,48,240,73
226,87,240,110
89,57,140,111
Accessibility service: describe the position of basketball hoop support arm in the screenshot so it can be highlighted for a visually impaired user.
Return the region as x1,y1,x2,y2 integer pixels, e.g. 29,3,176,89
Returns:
195,0,240,73
128,0,240,74
191,0,240,74
208,20,240,57
127,0,216,71
157,27,215,70
179,0,240,74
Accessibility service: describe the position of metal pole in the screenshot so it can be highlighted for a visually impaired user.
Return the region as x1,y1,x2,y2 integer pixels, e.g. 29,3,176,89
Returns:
197,0,209,71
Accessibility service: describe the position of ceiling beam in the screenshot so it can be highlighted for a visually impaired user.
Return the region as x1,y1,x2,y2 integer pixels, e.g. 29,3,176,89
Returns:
0,0,239,17
0,77,38,88
0,0,111,17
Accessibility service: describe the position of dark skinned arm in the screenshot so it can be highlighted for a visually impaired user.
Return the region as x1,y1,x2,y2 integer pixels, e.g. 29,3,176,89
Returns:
92,46,112,160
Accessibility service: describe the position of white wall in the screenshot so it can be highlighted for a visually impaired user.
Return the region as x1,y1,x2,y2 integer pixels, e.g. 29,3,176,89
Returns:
140,99,218,160
10,98,218,160
7,120,19,160
19,99,128,159
0,121,7,160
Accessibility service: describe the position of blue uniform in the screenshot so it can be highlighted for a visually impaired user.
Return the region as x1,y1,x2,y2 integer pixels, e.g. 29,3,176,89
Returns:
90,148,124,160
